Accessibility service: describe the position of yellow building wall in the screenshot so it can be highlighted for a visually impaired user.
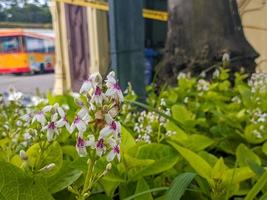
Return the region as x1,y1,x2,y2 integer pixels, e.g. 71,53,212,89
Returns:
239,0,267,72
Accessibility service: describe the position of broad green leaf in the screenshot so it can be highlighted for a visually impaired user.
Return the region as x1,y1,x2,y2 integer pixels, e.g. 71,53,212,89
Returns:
222,167,255,184
168,141,212,181
0,161,54,200
46,162,82,194
121,126,136,153
124,153,155,169
99,178,120,197
129,144,179,180
10,155,23,167
166,172,196,200
27,141,63,176
135,178,153,200
198,151,218,166
165,121,188,142
61,145,79,160
171,105,195,123
185,134,214,151
236,144,261,167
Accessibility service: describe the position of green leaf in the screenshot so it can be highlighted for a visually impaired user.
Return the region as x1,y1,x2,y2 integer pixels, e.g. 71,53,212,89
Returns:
100,179,120,197
222,167,255,184
245,169,267,200
124,153,155,169
27,141,63,176
166,172,196,200
61,145,79,160
185,134,214,151
236,144,261,167
171,105,195,123
129,144,179,180
135,178,153,200
121,126,136,153
0,161,54,200
168,141,212,181
211,158,228,180
46,162,83,194
262,141,267,155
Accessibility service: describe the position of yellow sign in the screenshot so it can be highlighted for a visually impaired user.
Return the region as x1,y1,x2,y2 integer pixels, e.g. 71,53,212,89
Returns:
53,0,168,21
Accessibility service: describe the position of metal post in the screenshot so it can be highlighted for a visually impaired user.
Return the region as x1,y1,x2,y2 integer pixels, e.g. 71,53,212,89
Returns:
109,0,146,98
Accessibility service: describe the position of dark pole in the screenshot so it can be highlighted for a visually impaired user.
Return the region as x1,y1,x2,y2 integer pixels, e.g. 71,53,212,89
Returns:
109,0,146,99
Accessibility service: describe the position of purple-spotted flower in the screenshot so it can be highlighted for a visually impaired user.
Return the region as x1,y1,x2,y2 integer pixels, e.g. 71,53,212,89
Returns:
42,113,60,142
70,108,90,134
80,73,102,94
96,138,106,156
107,139,120,162
91,86,104,105
55,106,71,132
76,136,88,157
100,116,121,139
105,71,124,102
32,105,52,125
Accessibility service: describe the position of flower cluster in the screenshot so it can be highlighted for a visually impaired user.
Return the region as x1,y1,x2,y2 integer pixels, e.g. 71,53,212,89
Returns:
248,73,267,93
72,72,123,161
18,72,123,163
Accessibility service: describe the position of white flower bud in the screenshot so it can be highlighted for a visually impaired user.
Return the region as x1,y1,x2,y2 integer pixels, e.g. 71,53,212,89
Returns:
19,150,28,161
39,163,56,172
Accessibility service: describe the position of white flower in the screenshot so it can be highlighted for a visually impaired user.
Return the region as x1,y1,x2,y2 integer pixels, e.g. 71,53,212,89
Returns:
55,106,71,132
32,111,46,125
100,116,121,139
160,98,166,107
8,91,23,101
24,132,32,141
105,71,124,102
76,136,88,157
222,53,230,62
42,113,60,142
91,86,104,105
80,73,102,94
107,139,120,162
70,108,90,134
253,130,263,139
177,73,187,80
197,79,209,91
96,138,106,157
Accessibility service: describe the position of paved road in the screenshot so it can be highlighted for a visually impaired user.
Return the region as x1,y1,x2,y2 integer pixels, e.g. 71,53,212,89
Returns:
0,73,54,95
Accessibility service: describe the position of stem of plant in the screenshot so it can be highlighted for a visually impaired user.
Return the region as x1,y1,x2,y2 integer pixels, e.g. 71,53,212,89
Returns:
81,159,95,199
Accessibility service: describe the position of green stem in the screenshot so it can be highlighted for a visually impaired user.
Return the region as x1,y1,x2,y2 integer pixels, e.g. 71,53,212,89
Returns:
81,159,95,198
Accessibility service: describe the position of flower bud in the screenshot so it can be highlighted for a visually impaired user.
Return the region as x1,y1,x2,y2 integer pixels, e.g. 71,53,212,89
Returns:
39,163,56,172
19,150,28,161
106,163,112,171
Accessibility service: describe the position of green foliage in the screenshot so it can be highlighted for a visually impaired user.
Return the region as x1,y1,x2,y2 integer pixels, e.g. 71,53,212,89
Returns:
2,68,267,199
166,172,196,200
0,161,54,200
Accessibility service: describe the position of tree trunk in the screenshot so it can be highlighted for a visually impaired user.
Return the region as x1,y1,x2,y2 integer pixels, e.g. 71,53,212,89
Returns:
156,0,259,84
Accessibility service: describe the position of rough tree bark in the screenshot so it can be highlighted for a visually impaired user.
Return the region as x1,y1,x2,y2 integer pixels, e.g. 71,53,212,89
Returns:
156,0,259,84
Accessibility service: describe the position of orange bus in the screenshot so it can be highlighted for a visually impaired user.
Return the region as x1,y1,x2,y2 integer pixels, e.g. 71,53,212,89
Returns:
0,29,55,74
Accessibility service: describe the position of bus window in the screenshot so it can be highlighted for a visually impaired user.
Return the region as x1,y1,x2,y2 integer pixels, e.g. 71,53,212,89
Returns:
44,39,55,53
24,36,45,53
0,36,20,53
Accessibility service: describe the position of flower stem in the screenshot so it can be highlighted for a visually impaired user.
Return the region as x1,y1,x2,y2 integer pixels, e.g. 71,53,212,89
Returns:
81,159,95,198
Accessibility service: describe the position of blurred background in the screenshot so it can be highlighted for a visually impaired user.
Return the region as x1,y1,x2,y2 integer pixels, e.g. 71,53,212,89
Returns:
0,0,266,96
